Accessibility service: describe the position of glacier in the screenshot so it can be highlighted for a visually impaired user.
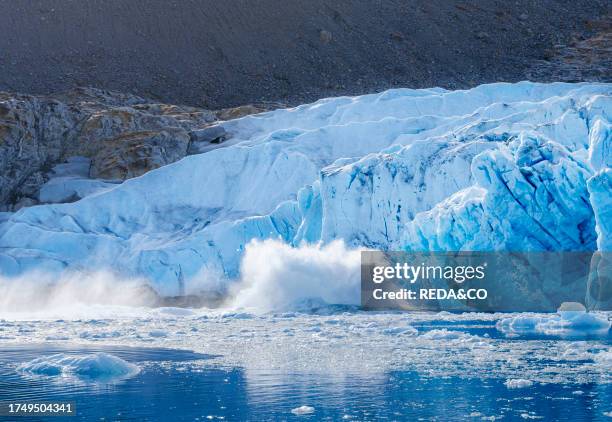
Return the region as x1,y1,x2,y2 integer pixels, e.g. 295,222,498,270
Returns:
0,82,610,298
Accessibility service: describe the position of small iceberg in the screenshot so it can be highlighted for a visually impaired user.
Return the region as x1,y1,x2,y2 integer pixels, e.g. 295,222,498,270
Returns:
496,303,611,336
18,352,140,382
291,405,315,416
504,379,534,389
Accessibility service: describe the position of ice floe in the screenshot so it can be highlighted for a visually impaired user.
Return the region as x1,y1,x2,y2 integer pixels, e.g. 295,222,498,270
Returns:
18,352,140,382
504,379,534,389
496,304,611,335
291,405,315,416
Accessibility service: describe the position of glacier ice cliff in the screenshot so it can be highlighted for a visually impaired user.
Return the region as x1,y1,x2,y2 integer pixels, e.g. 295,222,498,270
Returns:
0,82,610,297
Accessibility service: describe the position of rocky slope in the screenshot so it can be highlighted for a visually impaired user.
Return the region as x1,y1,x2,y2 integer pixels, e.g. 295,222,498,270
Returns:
0,88,275,211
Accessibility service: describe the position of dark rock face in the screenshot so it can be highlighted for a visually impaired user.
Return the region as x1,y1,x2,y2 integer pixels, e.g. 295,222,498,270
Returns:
0,92,81,208
91,129,191,180
526,17,612,82
0,88,276,210
187,126,227,155
0,1,609,109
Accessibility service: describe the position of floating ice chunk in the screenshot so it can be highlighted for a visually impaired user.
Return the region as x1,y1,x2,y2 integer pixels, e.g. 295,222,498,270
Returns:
291,406,315,416
220,312,255,319
79,330,121,339
149,329,168,338
498,302,611,335
593,351,612,364
381,325,418,336
548,312,610,331
520,413,543,419
419,329,490,349
557,302,587,313
18,352,140,382
421,329,478,341
44,335,70,341
497,308,611,335
154,307,197,317
504,379,533,389
421,329,464,340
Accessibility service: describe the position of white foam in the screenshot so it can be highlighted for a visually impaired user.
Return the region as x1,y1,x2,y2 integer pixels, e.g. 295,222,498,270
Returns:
229,239,361,311
0,271,157,319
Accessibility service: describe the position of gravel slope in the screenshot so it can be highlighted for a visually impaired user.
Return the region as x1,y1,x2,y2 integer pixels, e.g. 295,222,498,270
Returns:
0,0,609,108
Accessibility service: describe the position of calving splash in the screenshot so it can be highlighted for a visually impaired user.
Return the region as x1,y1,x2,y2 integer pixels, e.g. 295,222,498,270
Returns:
0,240,361,316
0,82,610,309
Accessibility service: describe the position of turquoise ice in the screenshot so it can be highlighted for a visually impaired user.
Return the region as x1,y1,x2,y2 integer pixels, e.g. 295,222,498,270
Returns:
0,82,610,296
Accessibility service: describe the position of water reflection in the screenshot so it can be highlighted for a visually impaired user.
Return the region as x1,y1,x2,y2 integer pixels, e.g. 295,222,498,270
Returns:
0,344,610,421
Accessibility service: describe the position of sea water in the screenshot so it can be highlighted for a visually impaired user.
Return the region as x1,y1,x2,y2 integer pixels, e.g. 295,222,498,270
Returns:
0,314,610,421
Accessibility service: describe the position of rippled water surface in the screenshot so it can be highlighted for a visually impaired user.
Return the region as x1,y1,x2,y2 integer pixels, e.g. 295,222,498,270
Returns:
1,317,610,421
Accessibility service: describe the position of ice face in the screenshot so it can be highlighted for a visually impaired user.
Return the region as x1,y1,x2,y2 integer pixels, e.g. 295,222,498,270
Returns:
402,133,597,251
0,82,610,296
588,169,612,251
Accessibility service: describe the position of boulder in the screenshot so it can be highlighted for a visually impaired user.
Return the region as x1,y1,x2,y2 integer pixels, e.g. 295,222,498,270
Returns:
187,125,227,154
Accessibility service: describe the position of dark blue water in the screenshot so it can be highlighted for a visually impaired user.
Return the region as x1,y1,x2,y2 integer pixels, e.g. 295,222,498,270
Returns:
0,335,610,421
